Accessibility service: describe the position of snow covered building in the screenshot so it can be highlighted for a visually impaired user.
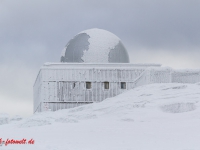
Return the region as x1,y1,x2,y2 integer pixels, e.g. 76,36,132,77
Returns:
33,28,200,113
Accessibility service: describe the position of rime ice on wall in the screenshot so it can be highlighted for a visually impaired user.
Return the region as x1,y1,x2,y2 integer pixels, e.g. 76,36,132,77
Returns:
34,62,200,113
61,28,129,63
172,70,200,83
33,63,164,113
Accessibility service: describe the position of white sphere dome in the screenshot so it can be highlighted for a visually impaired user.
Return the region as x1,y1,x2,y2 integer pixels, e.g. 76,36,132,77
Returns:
61,28,130,63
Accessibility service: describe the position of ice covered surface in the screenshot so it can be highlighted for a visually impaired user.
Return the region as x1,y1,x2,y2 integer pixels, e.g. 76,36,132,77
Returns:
80,28,120,63
1,83,200,150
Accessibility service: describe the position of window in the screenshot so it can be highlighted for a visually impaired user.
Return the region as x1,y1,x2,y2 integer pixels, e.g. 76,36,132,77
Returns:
121,82,126,89
86,82,91,89
104,82,109,89
73,82,76,89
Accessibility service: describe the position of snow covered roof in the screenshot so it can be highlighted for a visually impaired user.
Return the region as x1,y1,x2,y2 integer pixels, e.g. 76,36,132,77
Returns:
42,62,162,69
61,28,130,63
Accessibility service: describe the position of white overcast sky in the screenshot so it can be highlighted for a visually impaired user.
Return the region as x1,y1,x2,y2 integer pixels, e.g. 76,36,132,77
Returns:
0,0,200,117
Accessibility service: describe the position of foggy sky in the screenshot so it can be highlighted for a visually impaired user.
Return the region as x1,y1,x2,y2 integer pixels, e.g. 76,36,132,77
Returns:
0,0,200,117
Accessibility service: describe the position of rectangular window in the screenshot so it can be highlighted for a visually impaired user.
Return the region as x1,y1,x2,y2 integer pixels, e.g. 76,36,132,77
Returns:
73,82,76,89
104,82,109,89
86,82,91,89
121,82,126,89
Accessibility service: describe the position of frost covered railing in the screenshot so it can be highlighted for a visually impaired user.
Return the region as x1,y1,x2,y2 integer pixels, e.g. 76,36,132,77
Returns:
148,68,172,83
172,70,200,83
132,67,172,87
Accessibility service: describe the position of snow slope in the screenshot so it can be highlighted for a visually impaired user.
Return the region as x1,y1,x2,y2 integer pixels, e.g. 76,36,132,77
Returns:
1,83,200,150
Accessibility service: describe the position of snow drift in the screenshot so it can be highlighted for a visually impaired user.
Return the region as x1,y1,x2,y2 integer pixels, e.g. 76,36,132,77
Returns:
1,83,200,150
19,83,200,127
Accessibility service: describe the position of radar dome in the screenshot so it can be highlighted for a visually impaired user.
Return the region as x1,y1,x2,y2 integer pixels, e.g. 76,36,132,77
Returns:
61,28,130,63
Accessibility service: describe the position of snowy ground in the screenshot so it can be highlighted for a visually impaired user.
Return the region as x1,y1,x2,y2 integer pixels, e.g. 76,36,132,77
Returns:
1,83,200,150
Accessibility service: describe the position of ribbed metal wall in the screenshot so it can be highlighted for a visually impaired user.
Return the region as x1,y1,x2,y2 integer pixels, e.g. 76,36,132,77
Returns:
34,66,147,113
33,63,183,113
